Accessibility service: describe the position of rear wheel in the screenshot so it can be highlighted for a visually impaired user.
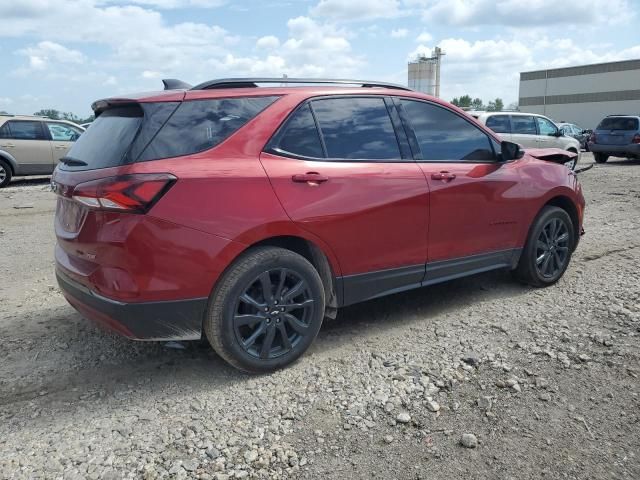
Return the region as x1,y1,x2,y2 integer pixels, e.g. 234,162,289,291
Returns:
0,159,12,188
513,206,575,287
205,246,325,373
594,153,608,163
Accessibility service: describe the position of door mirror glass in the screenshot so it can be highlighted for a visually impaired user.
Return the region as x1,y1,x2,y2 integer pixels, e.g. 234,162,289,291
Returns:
500,141,524,161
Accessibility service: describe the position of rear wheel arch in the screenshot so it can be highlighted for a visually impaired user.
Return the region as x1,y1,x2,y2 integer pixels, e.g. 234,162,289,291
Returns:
0,153,16,174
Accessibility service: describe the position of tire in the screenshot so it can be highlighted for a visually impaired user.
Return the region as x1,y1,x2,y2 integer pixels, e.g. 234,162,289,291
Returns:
0,159,12,188
513,206,575,288
594,153,608,163
205,246,325,373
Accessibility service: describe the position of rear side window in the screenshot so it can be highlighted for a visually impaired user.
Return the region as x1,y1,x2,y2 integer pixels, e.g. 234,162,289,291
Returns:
64,106,143,170
270,104,324,158
139,96,279,161
511,116,537,135
485,115,511,134
4,120,46,140
400,99,495,161
311,97,401,160
597,117,639,130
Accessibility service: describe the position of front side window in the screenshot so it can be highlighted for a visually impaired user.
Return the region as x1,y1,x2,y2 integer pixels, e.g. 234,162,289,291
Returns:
511,116,537,135
5,120,46,140
311,97,401,160
485,115,511,134
400,99,495,161
270,103,324,158
536,117,558,136
46,122,82,141
139,96,279,161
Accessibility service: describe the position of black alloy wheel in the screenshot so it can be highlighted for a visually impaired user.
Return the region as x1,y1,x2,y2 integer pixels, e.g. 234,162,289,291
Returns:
233,268,314,359
535,217,570,279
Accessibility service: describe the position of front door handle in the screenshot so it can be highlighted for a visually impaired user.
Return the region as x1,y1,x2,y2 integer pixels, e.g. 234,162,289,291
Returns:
54,144,68,149
431,171,456,181
292,172,329,185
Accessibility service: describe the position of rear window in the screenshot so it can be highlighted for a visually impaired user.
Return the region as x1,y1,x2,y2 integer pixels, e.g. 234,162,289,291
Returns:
61,96,279,171
63,106,144,170
597,117,639,130
138,96,279,161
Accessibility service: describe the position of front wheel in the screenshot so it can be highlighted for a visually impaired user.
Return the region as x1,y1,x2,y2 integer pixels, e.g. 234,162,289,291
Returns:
0,159,12,188
594,153,608,163
205,246,325,373
513,206,575,287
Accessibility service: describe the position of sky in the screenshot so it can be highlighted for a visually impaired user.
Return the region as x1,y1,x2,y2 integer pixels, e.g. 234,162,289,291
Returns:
1,0,639,117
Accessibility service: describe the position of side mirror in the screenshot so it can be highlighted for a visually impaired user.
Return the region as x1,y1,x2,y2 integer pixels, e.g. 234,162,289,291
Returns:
554,129,563,137
500,141,524,161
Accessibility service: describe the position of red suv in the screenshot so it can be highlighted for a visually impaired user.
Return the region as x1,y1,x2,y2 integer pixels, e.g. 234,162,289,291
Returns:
52,78,585,372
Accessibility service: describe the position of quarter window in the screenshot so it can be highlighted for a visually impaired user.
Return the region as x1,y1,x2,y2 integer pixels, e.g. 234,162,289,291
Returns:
311,97,401,160
511,116,537,135
536,117,558,136
400,99,495,161
4,120,46,140
485,115,511,134
271,104,324,158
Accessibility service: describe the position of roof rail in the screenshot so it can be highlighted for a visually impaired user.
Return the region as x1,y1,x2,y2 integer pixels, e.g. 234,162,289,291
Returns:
190,77,412,91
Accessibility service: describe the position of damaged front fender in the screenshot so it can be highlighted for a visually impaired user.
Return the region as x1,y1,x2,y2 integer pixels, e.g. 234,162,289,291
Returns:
524,148,579,170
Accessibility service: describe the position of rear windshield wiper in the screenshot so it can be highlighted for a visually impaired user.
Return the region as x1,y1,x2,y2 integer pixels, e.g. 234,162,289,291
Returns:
59,157,88,166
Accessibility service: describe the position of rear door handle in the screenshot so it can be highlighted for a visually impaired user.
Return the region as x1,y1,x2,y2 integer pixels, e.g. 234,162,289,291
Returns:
431,171,456,181
1,143,15,148
54,144,68,149
292,172,329,184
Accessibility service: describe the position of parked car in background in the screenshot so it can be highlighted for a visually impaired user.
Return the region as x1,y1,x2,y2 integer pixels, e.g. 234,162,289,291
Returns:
588,115,640,163
471,112,581,167
52,77,585,373
0,115,85,187
557,122,591,150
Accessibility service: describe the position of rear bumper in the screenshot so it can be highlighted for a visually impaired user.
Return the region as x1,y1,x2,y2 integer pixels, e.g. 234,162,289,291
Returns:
57,269,206,341
589,143,640,155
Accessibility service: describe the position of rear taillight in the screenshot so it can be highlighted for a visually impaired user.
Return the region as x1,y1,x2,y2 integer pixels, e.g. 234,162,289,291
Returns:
632,134,640,144
72,174,176,213
589,132,597,144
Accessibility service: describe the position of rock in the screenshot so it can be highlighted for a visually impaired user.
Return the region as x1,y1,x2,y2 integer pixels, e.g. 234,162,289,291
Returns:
578,354,591,362
182,459,199,472
477,396,492,410
461,352,480,367
383,435,394,444
244,450,258,463
426,400,440,412
539,392,552,402
512,383,522,393
396,412,411,424
460,433,478,448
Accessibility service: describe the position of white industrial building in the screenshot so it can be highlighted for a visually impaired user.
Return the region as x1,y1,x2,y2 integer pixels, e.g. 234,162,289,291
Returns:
518,59,640,129
408,47,444,97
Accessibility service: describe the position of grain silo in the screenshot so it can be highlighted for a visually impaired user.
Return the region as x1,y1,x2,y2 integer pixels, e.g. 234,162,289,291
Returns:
408,47,444,97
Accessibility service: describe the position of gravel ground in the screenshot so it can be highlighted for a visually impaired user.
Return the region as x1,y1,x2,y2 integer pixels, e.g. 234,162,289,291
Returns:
1,154,639,480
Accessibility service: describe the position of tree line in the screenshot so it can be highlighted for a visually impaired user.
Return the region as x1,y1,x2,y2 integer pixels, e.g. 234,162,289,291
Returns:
33,109,94,124
450,95,518,112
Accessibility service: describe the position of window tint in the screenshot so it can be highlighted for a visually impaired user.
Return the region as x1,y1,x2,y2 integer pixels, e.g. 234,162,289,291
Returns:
511,116,537,135
47,123,82,141
64,106,143,170
311,97,401,160
536,117,557,136
400,99,495,161
485,115,511,134
6,120,46,140
597,117,639,131
139,96,279,161
271,103,324,158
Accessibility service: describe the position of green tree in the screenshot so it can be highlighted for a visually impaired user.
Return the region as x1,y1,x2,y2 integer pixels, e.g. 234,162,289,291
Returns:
33,109,61,119
487,98,504,112
470,98,484,110
451,95,472,108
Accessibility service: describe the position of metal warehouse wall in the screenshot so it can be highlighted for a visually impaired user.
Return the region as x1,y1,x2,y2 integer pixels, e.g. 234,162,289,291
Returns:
518,60,640,129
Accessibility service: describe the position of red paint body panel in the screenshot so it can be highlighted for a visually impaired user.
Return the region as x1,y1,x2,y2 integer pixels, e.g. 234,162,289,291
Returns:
53,85,586,340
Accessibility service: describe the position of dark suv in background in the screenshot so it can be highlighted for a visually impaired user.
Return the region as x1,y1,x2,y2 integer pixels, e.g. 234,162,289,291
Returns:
589,115,640,163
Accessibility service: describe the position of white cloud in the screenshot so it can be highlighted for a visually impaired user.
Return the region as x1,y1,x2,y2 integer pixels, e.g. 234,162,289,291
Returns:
256,35,281,50
16,41,85,72
391,28,408,38
99,0,226,8
311,0,401,21
416,31,432,43
142,70,162,78
420,0,633,26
